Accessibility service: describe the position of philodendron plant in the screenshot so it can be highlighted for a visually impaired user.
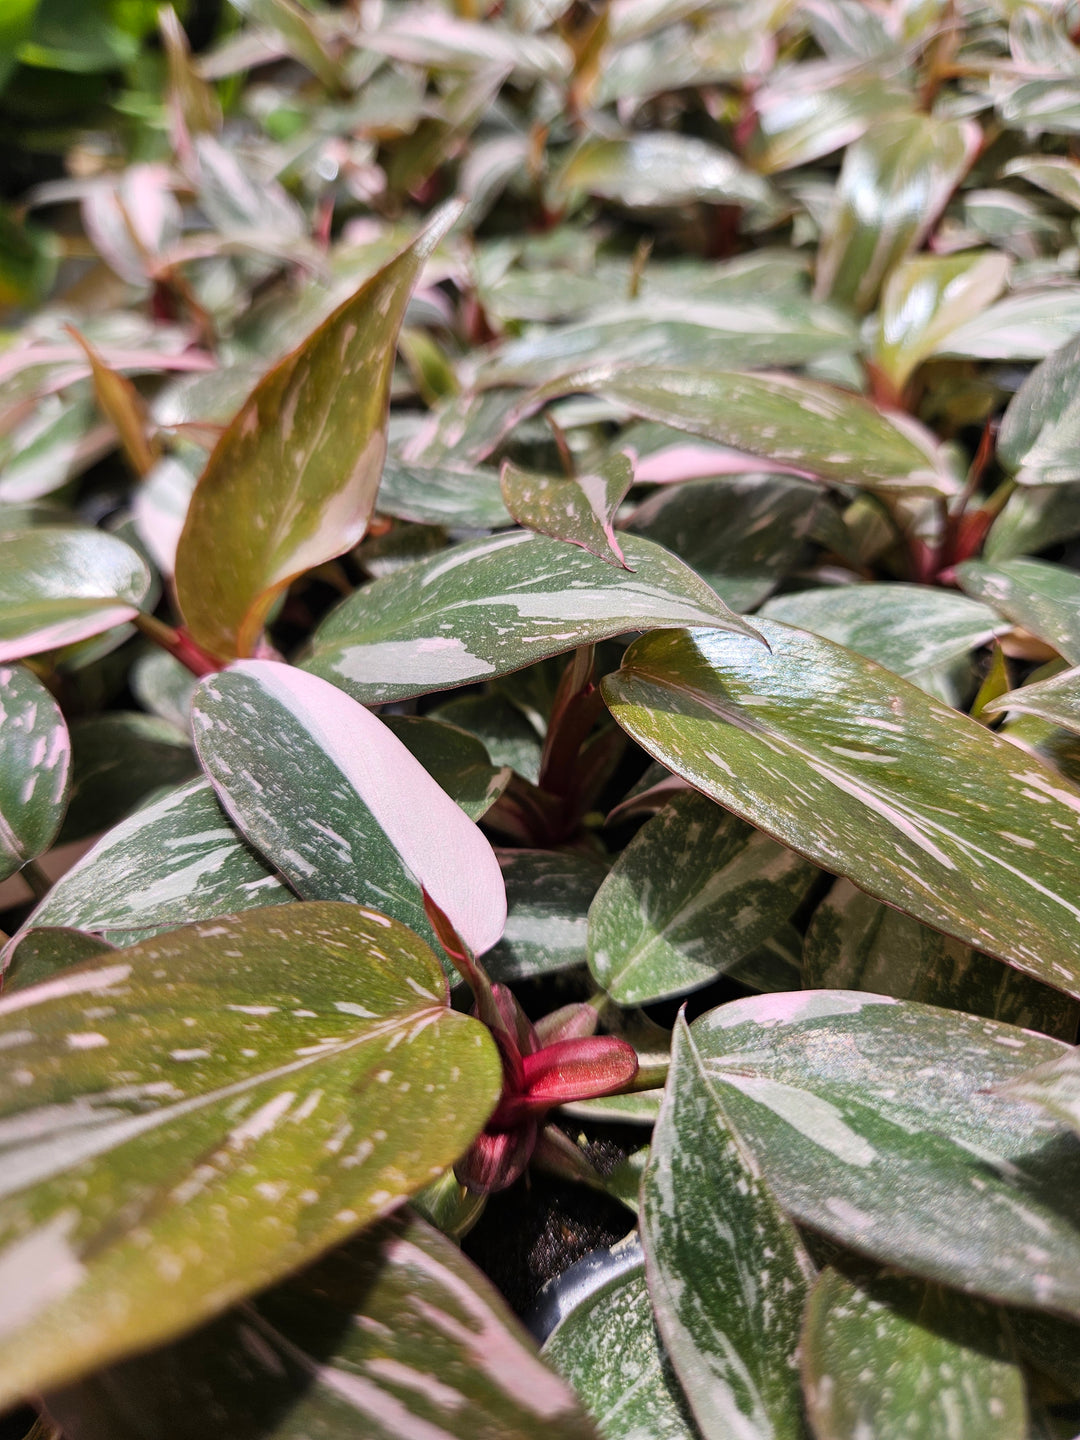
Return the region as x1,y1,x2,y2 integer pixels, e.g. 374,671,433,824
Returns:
11,0,1080,1436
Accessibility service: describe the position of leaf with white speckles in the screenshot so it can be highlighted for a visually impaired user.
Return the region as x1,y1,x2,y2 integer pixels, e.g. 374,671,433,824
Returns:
689,991,1080,1316
0,663,70,882
544,1250,702,1440
376,456,511,529
760,584,1004,686
501,453,634,569
570,367,955,496
801,1267,1027,1440
804,879,1079,1039
997,333,1080,486
191,661,507,958
173,204,459,662
984,664,1080,736
991,1049,1080,1138
0,903,502,1410
0,528,151,662
588,790,818,1006
958,558,1080,664
641,1015,813,1440
601,621,1080,997
304,530,758,705
15,777,293,948
484,848,609,983
46,1209,597,1440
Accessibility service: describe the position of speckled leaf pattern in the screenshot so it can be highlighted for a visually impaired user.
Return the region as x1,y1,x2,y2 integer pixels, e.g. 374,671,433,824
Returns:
689,991,1080,1315
626,473,822,614
46,1210,595,1440
814,113,979,312
191,662,507,958
544,1256,702,1440
997,333,1080,485
550,133,776,214
801,1268,1027,1440
0,528,151,662
485,848,609,983
0,663,70,882
174,205,458,661
984,664,1080,735
16,777,292,948
641,1015,813,1440
957,557,1080,663
601,622,1080,997
376,456,511,528
760,585,1004,681
304,530,758,705
992,1050,1080,1138
0,903,502,1408
588,791,818,1006
501,453,633,568
578,367,954,495
804,879,1078,1039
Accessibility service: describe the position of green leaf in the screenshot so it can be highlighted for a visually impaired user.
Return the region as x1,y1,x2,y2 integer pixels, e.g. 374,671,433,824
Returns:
304,531,760,705
434,692,543,783
801,1268,1028,1440
687,991,1080,1315
805,878,1079,1038
381,715,509,821
814,113,979,313
57,713,196,845
485,848,609,983
747,66,910,173
501,453,634,568
997,332,1080,486
0,662,70,883
998,78,1080,135
588,791,818,1006
641,1015,813,1440
957,557,1080,664
0,527,151,662
377,456,511,529
17,777,293,947
0,903,502,1408
543,1249,702,1440
573,367,955,495
930,287,1080,362
1003,154,1080,214
984,665,1080,736
760,583,1004,682
992,1050,1080,1139
626,473,822,613
601,621,1080,997
46,1210,596,1440
873,251,1012,392
191,662,507,958
2,927,113,993
985,481,1080,561
174,205,460,661
550,134,777,215
228,0,340,87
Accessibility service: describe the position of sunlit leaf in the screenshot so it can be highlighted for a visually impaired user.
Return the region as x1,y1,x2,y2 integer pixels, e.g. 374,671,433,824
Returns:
602,621,1080,996
0,662,70,883
501,453,633,568
0,904,502,1408
0,528,151,663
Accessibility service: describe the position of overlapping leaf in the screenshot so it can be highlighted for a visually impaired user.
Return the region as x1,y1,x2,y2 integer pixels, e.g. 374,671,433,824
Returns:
997,332,1080,486
957,557,1080,662
0,662,70,882
485,849,609,983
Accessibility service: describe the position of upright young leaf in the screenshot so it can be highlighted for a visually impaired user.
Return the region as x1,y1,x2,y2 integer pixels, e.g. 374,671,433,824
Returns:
688,992,1080,1316
998,333,1080,485
814,113,979,312
304,531,760,705
0,528,151,662
0,904,502,1409
174,204,460,661
501,453,634,568
573,366,955,495
641,1016,813,1440
601,621,1080,996
957,557,1080,663
46,1211,596,1440
191,661,507,958
0,663,70,882
801,1268,1027,1440
588,791,818,1005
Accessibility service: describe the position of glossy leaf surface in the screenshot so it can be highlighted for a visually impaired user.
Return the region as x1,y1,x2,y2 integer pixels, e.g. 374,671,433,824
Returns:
551,134,775,214
578,367,954,495
931,287,1080,362
957,558,1080,663
801,1268,1027,1440
993,1050,1080,1139
47,1210,595,1440
485,849,609,983
984,665,1080,736
0,903,502,1407
501,453,633,568
174,206,458,660
0,662,70,882
588,791,817,1005
0,528,151,662
642,1015,812,1440
305,530,759,705
376,456,511,528
192,661,507,958
602,621,1080,996
998,333,1080,486
689,991,1080,1315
